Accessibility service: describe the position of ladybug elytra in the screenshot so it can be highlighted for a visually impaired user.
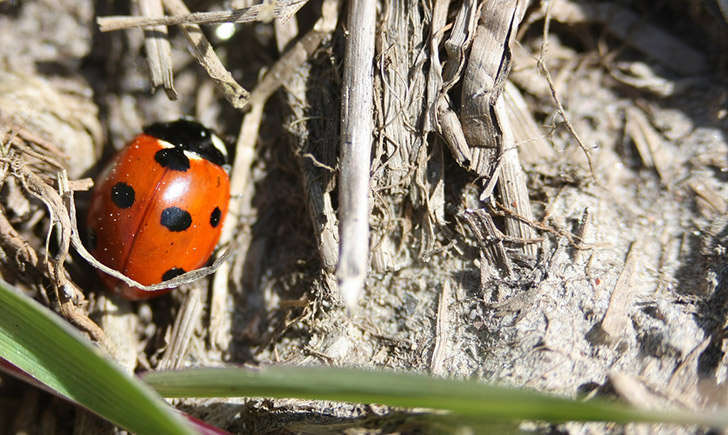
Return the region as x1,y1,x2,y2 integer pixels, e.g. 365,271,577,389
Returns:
86,119,230,299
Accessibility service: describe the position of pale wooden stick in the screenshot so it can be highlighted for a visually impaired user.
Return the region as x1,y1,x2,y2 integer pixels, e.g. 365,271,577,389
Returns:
98,0,307,31
337,0,376,310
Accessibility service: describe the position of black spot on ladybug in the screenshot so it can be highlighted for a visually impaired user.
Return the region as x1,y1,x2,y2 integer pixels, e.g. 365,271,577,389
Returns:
162,267,186,281
111,182,135,208
87,228,97,251
160,206,192,232
210,207,221,228
144,119,227,167
155,148,190,172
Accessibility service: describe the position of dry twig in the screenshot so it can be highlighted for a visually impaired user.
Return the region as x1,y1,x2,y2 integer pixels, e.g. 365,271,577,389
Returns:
337,0,376,309
138,0,177,99
98,0,307,31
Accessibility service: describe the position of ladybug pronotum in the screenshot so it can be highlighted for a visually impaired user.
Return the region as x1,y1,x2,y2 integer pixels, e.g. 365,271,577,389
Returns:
86,119,230,300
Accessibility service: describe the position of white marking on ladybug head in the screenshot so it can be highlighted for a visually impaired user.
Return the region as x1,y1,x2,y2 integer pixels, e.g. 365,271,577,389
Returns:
183,150,203,161
211,134,228,158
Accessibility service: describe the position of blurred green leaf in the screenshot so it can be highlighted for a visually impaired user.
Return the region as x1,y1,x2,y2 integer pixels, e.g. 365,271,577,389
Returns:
145,366,728,428
0,280,194,435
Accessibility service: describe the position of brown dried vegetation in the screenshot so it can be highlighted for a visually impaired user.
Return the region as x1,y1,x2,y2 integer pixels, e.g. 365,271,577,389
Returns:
1,0,728,432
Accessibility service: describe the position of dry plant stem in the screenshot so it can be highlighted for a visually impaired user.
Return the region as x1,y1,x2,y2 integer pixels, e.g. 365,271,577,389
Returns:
372,0,437,263
572,207,592,263
460,0,523,179
138,0,177,99
461,208,513,276
337,0,376,309
16,167,108,345
210,0,339,347
274,15,299,51
608,372,664,409
161,0,249,109
294,131,339,273
249,0,339,106
0,206,38,273
96,295,138,373
430,280,452,376
689,178,727,215
539,2,595,179
98,0,308,31
431,0,477,168
494,95,537,257
668,336,711,402
376,0,427,189
424,0,451,134
441,0,478,91
158,286,203,370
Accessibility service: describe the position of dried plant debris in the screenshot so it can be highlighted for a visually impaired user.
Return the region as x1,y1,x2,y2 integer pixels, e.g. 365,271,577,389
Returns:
0,116,105,343
96,0,318,109
3,0,728,432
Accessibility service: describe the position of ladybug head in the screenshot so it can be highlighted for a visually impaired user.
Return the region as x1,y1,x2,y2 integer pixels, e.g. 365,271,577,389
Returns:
143,119,228,167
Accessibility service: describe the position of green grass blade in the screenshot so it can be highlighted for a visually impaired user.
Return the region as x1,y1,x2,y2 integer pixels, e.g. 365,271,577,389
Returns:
144,366,728,427
0,280,194,435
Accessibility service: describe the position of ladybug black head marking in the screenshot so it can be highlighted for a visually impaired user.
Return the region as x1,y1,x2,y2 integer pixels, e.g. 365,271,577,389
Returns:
144,119,227,167
155,148,190,172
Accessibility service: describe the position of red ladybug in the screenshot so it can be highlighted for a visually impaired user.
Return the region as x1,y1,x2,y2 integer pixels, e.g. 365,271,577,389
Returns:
87,119,230,300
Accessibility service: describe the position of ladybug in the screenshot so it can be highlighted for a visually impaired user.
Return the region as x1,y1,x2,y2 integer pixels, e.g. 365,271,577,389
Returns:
86,119,230,300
